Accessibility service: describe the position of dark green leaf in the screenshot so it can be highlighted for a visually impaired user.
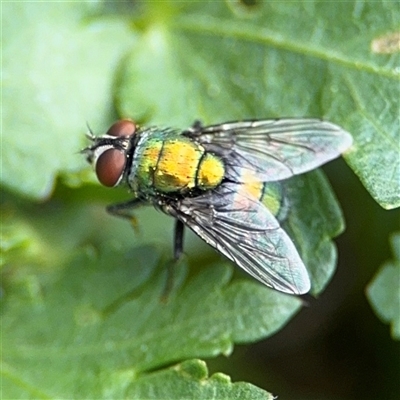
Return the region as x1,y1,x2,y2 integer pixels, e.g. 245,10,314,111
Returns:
126,359,273,399
2,242,300,398
366,233,400,340
116,1,399,209
2,2,366,397
1,163,344,397
284,170,345,295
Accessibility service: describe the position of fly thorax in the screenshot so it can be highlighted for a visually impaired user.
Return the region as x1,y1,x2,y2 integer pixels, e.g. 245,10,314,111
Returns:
128,133,162,195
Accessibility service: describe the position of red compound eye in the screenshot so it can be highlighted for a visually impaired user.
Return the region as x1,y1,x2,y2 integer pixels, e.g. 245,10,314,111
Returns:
95,148,126,187
106,119,136,137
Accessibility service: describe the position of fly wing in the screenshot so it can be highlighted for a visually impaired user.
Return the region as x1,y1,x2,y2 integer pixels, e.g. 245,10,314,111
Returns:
190,119,352,182
167,183,311,295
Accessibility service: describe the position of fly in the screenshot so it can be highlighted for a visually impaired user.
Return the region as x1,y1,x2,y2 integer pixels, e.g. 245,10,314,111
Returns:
82,118,352,295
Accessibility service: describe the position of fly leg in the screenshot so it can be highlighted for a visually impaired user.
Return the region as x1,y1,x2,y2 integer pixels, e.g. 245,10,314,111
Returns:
173,219,185,260
182,120,203,138
190,120,203,133
162,219,185,302
106,198,144,233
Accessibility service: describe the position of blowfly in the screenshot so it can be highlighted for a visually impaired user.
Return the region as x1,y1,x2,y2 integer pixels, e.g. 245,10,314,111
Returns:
82,118,352,295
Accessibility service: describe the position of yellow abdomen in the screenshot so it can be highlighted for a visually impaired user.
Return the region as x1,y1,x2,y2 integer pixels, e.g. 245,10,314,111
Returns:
154,138,224,193
197,153,225,190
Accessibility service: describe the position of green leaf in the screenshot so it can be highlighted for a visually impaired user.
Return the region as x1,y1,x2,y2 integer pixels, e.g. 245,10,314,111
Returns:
2,1,397,204
2,244,298,398
1,164,344,397
126,359,273,399
115,1,399,209
2,1,135,200
366,233,400,340
0,191,108,272
284,170,345,295
1,3,359,396
2,359,272,400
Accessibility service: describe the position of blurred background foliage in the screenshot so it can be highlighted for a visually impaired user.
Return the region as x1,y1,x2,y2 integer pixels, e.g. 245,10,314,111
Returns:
2,1,399,399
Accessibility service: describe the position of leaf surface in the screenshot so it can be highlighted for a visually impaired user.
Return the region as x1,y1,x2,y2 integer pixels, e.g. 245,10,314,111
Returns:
2,1,135,199
1,166,344,397
366,233,400,340
116,1,399,208
126,359,273,400
2,244,297,398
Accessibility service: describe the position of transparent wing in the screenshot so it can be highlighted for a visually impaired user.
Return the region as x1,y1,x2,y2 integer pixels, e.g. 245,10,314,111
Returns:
168,183,311,295
189,118,352,182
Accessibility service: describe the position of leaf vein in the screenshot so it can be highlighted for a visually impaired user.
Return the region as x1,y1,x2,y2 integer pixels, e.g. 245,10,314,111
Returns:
176,16,398,79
